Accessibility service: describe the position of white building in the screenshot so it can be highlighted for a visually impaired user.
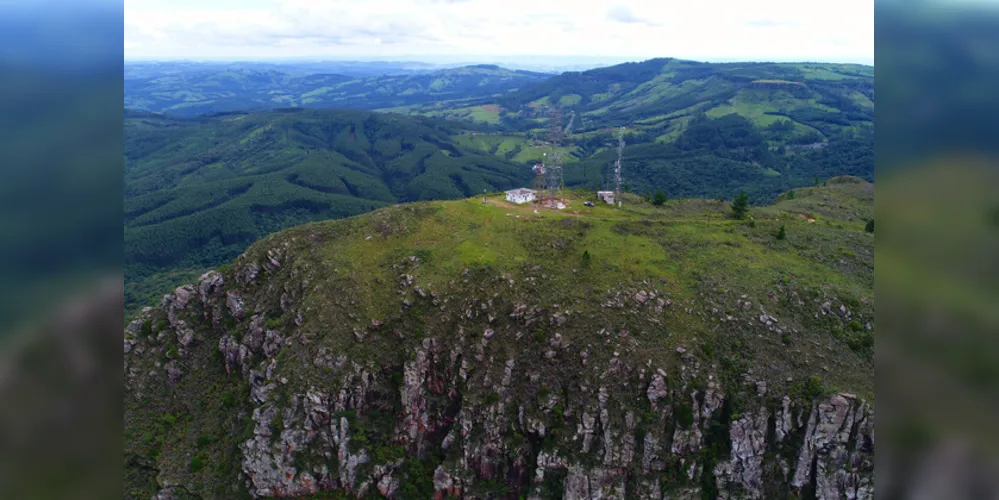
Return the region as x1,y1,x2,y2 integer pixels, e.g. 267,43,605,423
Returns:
597,191,615,204
505,188,537,204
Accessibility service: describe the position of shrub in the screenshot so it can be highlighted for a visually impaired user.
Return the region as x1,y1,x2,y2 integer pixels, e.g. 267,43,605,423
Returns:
188,452,208,473
196,433,217,448
865,219,874,233
776,224,787,240
731,191,749,220
801,375,829,401
652,189,667,206
676,402,695,429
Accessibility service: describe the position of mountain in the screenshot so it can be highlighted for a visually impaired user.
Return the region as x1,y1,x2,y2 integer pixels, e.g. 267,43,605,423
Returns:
427,59,874,203
492,58,873,136
125,179,874,499
124,60,448,79
125,108,532,313
123,65,550,117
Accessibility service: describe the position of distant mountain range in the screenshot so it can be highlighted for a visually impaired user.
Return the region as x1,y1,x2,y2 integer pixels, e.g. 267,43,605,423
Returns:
124,64,550,117
124,58,873,142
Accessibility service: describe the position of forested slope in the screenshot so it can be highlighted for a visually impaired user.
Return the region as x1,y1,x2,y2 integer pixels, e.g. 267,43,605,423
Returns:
125,108,531,311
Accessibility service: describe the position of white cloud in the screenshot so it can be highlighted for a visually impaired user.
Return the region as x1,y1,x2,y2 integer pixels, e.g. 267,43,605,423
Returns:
124,0,873,64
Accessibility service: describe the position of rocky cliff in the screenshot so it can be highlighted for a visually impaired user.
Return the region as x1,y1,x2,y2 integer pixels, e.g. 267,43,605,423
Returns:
125,186,874,499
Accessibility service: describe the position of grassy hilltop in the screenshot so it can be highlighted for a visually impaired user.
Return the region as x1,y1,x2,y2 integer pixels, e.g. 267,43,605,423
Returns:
263,176,874,387
124,177,873,498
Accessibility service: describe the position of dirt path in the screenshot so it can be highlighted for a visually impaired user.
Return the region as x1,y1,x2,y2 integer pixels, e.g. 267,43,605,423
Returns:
484,198,588,217
482,197,735,224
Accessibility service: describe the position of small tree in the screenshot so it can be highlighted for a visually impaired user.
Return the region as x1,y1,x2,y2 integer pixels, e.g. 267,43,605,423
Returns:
786,189,795,200
581,250,591,268
731,191,749,220
776,224,787,240
652,189,667,206
865,219,874,233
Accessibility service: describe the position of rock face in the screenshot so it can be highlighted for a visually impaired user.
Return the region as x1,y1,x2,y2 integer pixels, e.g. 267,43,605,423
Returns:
125,244,874,500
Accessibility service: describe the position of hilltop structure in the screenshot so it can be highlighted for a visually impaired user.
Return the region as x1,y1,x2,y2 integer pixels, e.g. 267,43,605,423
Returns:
504,188,536,204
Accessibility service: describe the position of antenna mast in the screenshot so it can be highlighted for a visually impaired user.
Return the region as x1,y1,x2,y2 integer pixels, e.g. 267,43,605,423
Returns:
537,108,566,208
614,126,625,207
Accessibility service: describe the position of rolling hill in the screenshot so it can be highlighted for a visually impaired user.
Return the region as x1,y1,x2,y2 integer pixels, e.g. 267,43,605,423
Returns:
125,108,532,312
124,65,550,117
490,58,874,137
421,59,875,203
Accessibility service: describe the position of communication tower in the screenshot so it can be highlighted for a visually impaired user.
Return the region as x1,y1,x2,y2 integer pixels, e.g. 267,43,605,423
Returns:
614,127,625,207
536,108,566,208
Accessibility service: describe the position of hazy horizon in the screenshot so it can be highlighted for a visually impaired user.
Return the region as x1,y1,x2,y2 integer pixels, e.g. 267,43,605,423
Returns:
123,54,874,69
125,0,873,66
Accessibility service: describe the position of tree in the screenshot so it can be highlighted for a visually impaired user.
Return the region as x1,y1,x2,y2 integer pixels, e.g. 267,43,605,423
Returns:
776,224,787,240
786,189,795,200
652,189,667,206
865,219,874,233
731,191,749,220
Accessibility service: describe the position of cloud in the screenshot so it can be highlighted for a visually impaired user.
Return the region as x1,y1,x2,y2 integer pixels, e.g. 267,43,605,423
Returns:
745,19,787,28
606,5,656,26
123,0,873,64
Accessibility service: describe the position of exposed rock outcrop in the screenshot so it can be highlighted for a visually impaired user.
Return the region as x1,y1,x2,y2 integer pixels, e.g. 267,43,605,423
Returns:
126,244,875,500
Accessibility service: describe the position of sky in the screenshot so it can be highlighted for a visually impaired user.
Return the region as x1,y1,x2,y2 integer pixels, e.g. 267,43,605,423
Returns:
124,0,874,65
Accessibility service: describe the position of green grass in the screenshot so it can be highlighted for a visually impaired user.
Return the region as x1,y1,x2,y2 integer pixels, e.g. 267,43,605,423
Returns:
558,94,582,106
452,134,528,156
510,143,579,164
264,181,874,392
706,89,815,128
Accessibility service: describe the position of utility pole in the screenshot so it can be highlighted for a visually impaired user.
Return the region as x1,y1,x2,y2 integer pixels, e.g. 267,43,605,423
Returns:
614,126,625,207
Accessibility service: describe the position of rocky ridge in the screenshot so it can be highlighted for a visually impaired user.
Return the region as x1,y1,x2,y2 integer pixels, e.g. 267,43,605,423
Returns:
125,191,874,499
126,251,873,499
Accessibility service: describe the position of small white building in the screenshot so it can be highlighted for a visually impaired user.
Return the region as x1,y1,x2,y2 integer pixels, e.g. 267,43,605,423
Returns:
597,191,615,204
505,188,537,204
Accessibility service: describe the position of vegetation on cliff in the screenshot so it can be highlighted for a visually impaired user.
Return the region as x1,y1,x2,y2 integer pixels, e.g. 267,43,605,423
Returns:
125,178,874,498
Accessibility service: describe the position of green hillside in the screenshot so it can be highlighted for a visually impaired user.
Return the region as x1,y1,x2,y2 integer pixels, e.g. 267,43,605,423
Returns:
124,178,874,499
491,58,873,136
124,65,549,117
125,108,532,312
565,113,873,202
391,59,874,202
